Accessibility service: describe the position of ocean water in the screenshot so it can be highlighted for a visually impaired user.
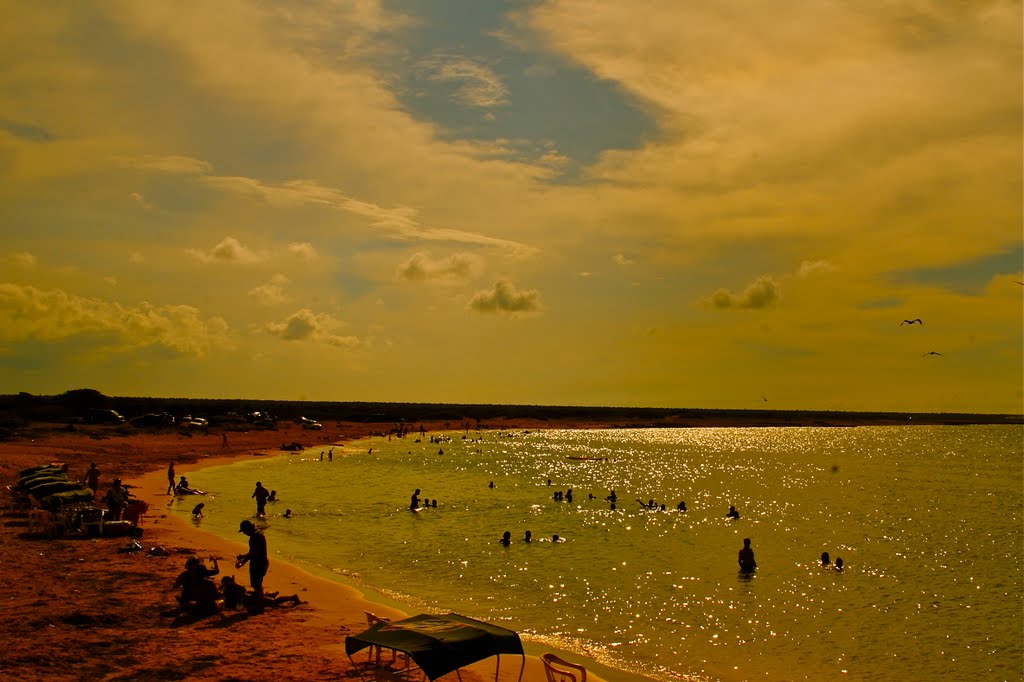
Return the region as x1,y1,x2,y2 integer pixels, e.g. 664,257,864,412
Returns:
179,425,1023,682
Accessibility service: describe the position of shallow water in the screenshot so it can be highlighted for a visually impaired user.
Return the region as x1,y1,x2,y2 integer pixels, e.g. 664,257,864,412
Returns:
182,425,1023,681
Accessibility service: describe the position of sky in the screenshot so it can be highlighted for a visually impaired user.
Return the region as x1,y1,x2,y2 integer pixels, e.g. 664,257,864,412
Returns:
1,0,1022,414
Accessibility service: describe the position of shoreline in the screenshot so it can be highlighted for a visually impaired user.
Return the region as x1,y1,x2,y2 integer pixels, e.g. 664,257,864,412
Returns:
0,423,613,682
130,451,602,682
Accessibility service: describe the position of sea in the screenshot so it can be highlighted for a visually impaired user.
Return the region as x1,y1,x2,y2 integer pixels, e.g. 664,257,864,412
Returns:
177,425,1023,682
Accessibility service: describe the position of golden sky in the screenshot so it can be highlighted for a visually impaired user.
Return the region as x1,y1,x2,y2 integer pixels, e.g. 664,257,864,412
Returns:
1,1,1021,413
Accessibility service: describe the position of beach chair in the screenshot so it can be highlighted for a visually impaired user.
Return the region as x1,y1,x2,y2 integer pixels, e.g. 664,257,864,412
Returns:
541,654,587,682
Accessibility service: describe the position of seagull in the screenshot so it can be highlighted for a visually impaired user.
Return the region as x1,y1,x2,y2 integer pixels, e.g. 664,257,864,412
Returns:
900,319,923,325
921,351,943,357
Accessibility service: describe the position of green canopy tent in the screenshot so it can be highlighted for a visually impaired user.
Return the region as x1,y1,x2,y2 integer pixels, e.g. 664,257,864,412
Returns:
345,612,525,682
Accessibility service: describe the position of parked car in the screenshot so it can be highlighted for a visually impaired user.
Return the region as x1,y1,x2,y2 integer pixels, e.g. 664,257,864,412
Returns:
300,417,323,430
86,408,125,424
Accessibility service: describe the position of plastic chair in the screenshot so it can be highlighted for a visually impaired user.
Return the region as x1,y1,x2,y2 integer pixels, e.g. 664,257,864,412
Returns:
542,653,587,682
363,611,397,667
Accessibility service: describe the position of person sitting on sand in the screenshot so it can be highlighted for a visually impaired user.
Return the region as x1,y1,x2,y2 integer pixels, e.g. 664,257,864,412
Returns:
175,556,221,615
500,531,512,546
726,505,740,519
175,476,192,495
738,538,757,573
192,503,205,519
221,576,302,611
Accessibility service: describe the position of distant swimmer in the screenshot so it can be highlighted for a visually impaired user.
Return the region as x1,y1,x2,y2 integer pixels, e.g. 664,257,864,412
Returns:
283,509,292,518
738,538,757,573
921,351,943,357
726,505,740,519
821,551,831,566
410,488,420,511
900,319,923,325
523,530,532,543
834,557,844,571
677,500,687,512
500,531,512,546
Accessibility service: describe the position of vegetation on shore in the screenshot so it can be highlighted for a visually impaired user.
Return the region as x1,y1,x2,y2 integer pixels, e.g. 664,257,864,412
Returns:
1,389,1019,440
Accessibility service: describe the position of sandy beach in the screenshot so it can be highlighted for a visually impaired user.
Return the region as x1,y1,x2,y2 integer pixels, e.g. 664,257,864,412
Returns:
0,421,607,682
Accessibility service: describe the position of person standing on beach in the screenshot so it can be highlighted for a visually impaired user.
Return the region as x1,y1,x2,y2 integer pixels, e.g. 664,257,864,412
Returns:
104,479,126,521
85,463,100,494
738,538,757,573
236,520,269,613
166,462,176,496
252,481,270,518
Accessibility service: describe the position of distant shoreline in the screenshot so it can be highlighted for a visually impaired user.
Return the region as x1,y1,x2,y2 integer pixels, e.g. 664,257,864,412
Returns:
2,391,1021,436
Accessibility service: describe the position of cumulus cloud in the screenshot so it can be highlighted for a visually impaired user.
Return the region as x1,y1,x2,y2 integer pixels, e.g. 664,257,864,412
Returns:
397,252,482,283
710,275,782,310
287,242,317,260
249,274,289,305
187,237,266,264
468,280,542,314
798,259,838,278
0,283,230,355
265,308,359,347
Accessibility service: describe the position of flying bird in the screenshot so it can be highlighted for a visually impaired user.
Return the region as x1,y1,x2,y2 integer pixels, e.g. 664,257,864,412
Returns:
900,319,923,325
921,351,943,357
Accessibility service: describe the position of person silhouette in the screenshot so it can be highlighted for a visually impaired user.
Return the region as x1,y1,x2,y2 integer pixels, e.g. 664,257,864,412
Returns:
738,538,757,573
821,551,831,566
500,531,512,546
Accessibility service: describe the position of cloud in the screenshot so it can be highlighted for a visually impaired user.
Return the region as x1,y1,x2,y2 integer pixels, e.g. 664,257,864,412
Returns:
421,56,509,109
203,174,535,255
187,237,267,265
0,283,230,355
710,275,781,310
468,280,542,314
265,308,359,347
130,192,153,209
614,253,635,266
287,242,317,260
9,252,37,268
798,259,838,278
397,252,483,283
122,154,212,175
249,274,289,305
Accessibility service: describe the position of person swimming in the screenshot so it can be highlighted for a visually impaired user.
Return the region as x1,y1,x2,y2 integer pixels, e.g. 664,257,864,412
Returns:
726,505,740,519
821,551,831,566
834,557,844,571
500,531,512,546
